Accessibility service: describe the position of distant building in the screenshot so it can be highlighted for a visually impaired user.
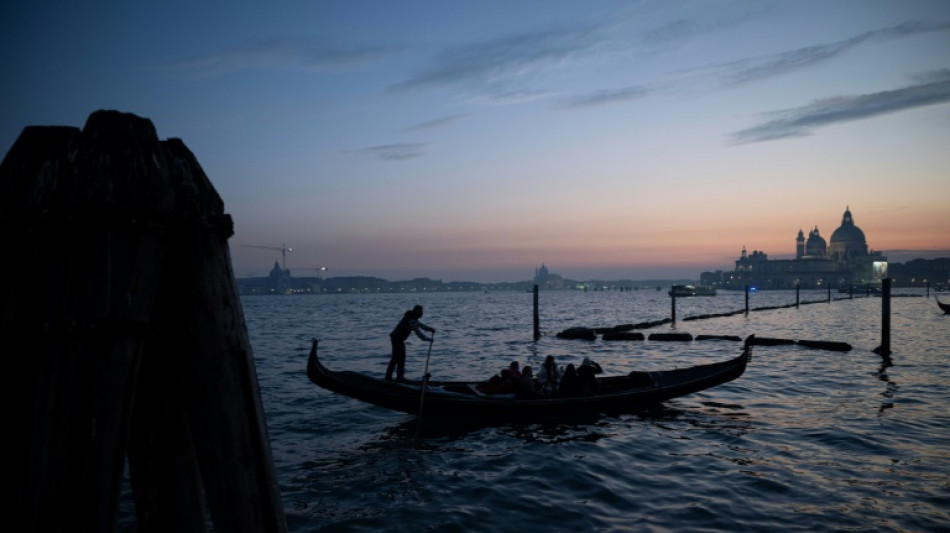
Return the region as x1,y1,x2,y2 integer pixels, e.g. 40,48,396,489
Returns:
534,263,566,289
725,207,887,290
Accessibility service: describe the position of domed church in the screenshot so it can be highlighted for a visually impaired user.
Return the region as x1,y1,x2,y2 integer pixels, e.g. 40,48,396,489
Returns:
829,207,869,261
729,207,886,290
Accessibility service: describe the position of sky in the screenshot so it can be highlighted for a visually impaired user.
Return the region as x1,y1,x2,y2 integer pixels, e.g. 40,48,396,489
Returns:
2,1,949,283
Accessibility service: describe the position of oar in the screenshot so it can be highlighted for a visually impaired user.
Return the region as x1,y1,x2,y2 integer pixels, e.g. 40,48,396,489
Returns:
414,332,435,440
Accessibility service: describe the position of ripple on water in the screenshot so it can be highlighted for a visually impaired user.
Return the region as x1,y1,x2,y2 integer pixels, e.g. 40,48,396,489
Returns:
115,291,950,532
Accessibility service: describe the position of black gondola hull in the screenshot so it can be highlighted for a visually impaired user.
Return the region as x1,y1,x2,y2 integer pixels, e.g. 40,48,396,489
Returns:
307,339,751,417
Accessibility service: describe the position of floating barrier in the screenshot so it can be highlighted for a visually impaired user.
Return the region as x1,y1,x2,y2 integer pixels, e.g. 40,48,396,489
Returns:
602,331,645,341
647,332,693,342
747,336,796,346
797,339,852,352
695,335,742,342
555,327,597,341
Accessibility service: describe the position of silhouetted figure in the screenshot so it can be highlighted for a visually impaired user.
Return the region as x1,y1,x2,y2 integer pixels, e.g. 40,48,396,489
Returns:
537,355,562,396
577,363,599,395
581,356,603,374
386,305,434,382
559,363,580,397
515,365,538,399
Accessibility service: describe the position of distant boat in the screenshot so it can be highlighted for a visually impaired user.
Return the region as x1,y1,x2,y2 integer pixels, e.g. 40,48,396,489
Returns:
838,285,881,295
937,298,950,314
669,284,717,297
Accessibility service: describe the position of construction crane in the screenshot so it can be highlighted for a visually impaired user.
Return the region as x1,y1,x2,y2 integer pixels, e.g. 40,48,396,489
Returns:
242,242,293,270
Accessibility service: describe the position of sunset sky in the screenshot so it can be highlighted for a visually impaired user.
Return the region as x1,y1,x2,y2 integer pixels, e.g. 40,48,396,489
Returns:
2,1,949,282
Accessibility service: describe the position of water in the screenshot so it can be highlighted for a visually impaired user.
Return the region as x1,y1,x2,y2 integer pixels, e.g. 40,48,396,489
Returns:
247,290,948,531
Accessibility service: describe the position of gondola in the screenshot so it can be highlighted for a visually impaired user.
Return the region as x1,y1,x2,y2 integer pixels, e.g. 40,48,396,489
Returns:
306,337,752,417
938,298,950,314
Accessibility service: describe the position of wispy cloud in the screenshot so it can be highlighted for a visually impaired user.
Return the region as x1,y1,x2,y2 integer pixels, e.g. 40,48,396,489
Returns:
393,23,603,94
718,21,950,87
348,143,426,161
558,85,650,109
155,38,395,79
730,69,950,144
406,114,469,132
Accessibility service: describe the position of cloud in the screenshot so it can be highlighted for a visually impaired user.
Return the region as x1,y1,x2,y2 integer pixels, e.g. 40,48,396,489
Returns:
348,143,426,161
730,69,950,144
558,85,650,109
406,114,470,131
393,23,603,93
155,38,394,79
719,21,950,87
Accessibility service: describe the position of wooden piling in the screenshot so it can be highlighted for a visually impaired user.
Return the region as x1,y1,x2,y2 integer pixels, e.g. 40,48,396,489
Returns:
880,278,891,356
745,285,750,315
0,111,286,532
795,283,800,308
670,288,677,325
533,284,540,341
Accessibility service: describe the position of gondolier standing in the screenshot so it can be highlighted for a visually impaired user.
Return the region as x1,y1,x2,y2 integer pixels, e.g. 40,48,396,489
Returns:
386,305,435,382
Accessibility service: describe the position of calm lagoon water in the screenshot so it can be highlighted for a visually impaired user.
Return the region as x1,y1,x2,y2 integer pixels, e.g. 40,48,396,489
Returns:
241,288,950,532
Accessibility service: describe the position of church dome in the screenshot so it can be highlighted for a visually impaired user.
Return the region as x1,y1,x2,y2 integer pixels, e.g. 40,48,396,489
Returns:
830,207,866,244
805,226,826,256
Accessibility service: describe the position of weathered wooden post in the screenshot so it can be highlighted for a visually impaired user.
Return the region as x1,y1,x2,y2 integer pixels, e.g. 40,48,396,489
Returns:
0,111,286,532
795,282,800,308
533,284,540,341
744,285,750,315
827,284,832,303
670,287,677,325
880,278,891,356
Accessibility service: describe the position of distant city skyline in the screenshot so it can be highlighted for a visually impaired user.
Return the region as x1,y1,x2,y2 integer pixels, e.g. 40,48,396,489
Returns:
3,2,949,283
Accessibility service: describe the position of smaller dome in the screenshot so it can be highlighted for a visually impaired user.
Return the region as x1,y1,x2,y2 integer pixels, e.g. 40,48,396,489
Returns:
805,226,826,255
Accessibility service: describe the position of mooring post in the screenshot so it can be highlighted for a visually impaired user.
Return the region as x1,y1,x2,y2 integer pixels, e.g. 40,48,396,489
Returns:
745,285,750,315
881,278,891,356
1,111,287,532
671,288,677,325
827,284,832,303
796,282,800,309
926,281,930,298
533,284,540,341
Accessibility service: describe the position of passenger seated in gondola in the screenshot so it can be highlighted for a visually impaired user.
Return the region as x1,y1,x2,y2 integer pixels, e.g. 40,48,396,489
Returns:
477,372,516,395
576,362,599,395
477,363,522,395
559,364,580,397
581,357,603,374
537,355,562,396
514,366,538,399
505,361,522,379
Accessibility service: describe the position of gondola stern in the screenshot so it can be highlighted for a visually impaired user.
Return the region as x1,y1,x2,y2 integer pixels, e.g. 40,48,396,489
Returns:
306,338,323,385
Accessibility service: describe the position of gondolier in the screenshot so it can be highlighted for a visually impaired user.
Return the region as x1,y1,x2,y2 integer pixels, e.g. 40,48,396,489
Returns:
386,305,435,382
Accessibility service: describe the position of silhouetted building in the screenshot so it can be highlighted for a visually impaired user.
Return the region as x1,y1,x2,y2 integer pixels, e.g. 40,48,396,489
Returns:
726,207,886,290
534,263,566,289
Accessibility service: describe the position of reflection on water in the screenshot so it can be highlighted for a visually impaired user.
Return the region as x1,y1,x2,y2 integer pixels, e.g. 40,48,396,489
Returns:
187,290,950,531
